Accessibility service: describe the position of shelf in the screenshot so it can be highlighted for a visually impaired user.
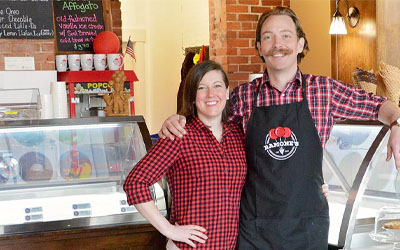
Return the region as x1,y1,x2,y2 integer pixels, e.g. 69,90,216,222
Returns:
57,70,138,83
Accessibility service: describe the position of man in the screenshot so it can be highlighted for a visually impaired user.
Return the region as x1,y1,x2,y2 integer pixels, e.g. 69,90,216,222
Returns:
159,6,400,249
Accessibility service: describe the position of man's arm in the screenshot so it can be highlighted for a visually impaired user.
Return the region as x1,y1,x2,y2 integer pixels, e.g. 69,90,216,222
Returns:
377,100,400,169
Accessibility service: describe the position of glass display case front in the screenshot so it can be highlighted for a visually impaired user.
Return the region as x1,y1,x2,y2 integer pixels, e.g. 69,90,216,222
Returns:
0,116,166,236
323,121,399,249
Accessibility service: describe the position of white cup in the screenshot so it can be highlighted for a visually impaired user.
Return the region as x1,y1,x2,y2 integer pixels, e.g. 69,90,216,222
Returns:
107,53,124,70
94,54,107,71
68,54,81,71
56,55,68,72
80,54,94,71
50,81,67,95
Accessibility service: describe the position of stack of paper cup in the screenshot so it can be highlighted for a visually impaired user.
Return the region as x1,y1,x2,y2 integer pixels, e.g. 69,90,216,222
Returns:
50,81,68,118
41,94,53,119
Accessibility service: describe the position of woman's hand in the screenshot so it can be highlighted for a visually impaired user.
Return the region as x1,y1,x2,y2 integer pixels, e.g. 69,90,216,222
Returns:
163,223,208,248
133,202,207,248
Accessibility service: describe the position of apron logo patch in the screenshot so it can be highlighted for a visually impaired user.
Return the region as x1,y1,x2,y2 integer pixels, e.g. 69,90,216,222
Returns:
264,127,299,160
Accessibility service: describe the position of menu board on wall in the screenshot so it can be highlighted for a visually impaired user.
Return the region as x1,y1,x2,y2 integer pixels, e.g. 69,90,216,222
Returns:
0,0,54,39
53,0,106,52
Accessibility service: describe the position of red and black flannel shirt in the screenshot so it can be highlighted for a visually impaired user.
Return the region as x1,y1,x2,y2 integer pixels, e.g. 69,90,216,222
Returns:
123,117,247,250
230,68,387,147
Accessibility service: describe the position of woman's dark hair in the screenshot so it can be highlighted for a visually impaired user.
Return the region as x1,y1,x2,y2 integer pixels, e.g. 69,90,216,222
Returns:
255,6,309,64
178,60,230,123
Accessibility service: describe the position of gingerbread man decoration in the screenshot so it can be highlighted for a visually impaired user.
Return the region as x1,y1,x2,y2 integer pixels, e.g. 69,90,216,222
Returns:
103,71,130,116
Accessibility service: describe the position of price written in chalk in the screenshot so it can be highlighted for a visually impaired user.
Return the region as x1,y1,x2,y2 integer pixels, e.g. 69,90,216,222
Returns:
74,43,90,51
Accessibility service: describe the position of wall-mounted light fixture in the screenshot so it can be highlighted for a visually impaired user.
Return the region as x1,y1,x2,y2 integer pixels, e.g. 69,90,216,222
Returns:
329,0,360,35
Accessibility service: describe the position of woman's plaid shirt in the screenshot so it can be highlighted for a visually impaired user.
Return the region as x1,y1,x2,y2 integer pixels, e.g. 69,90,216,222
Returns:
123,117,247,249
230,68,387,147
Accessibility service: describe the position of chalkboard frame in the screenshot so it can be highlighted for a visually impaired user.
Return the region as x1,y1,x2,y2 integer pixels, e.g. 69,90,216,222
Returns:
53,0,112,54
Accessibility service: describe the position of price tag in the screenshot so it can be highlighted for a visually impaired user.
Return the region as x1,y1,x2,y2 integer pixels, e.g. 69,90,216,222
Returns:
73,210,91,217
24,206,43,222
72,203,91,217
72,203,91,210
25,207,43,214
120,200,136,213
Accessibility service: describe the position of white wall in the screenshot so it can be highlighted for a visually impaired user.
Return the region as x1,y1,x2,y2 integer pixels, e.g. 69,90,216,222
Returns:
121,0,209,134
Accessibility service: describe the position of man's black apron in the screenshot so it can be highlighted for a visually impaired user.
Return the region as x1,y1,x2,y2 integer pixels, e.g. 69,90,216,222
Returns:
237,75,329,250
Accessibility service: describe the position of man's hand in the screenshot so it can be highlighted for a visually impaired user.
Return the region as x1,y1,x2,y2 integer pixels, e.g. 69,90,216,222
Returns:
377,101,400,169
163,223,208,248
387,125,400,169
158,114,187,140
322,184,329,198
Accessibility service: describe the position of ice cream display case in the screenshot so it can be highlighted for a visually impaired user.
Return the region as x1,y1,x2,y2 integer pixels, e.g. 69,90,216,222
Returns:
0,116,166,249
324,120,400,250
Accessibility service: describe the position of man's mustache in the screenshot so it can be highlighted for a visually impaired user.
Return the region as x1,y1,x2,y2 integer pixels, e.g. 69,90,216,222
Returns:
265,48,293,57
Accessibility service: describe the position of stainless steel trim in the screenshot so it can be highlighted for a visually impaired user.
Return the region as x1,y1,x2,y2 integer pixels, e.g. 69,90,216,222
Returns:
0,182,117,201
0,116,146,128
338,126,389,249
0,210,168,236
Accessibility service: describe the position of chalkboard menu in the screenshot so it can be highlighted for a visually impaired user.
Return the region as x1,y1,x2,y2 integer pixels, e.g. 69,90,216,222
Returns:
53,0,106,52
0,0,54,39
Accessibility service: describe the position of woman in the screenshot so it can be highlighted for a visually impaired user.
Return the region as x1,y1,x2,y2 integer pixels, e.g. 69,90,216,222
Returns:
123,61,247,249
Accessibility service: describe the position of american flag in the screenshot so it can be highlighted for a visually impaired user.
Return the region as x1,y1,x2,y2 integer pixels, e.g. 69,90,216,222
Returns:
125,36,136,60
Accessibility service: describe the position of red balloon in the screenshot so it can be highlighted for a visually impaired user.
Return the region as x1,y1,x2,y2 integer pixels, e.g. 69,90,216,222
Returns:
275,127,285,137
269,129,278,140
283,127,292,138
93,31,120,54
